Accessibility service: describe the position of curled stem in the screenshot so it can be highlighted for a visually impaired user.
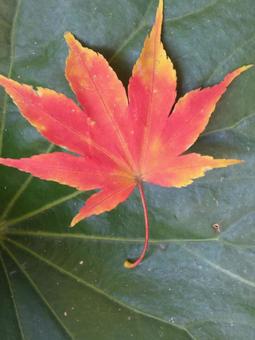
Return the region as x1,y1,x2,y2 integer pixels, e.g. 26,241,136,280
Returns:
124,181,149,269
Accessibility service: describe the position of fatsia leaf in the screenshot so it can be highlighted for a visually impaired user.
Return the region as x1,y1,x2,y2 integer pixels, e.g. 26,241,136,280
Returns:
0,0,251,268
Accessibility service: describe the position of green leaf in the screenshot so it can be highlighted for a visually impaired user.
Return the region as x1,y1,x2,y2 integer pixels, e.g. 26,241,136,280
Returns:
0,0,255,339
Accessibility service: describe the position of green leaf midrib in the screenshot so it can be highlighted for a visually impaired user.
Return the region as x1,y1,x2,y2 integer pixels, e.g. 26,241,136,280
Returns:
5,229,219,243
6,234,255,300
5,229,255,249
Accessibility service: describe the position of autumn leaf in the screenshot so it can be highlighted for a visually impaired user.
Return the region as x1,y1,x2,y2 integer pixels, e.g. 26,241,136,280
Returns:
0,0,250,269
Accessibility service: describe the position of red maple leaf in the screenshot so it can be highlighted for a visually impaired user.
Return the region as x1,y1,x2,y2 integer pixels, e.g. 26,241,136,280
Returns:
0,0,250,268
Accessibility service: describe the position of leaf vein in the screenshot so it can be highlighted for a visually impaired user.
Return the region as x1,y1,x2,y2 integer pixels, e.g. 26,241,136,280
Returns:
205,33,255,84
165,0,220,24
4,190,83,229
0,144,54,220
0,249,25,340
109,0,154,63
6,229,219,244
6,237,194,339
2,242,74,340
202,112,255,137
183,246,255,288
0,0,21,155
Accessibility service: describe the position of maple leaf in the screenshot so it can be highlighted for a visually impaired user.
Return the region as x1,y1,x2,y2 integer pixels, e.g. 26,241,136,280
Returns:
0,0,251,268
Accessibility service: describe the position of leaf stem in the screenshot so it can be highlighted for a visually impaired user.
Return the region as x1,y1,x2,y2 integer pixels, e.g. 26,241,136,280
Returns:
124,181,149,269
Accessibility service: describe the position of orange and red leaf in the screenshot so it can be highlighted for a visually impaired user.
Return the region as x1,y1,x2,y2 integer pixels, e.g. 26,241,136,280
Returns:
71,184,135,227
128,0,177,169
144,153,242,188
160,66,251,157
65,32,133,168
0,0,250,268
0,75,129,169
0,152,118,190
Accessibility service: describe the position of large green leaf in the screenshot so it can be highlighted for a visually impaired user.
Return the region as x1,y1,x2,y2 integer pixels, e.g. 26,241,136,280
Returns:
0,0,255,339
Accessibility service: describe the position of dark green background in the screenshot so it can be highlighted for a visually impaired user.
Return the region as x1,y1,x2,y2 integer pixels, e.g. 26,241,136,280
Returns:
0,0,255,339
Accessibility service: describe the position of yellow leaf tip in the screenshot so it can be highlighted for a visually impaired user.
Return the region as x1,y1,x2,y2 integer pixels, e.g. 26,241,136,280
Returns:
243,64,253,71
235,64,253,76
70,212,86,227
231,158,244,164
234,159,244,164
64,32,75,45
224,159,244,167
123,260,134,269
157,0,164,18
70,218,77,228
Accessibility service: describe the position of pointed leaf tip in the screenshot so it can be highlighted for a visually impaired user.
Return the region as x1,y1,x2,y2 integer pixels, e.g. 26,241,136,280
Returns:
155,0,163,34
70,219,77,228
64,32,76,47
127,0,176,168
226,64,253,83
70,212,84,227
144,154,244,189
240,64,253,71
158,0,163,16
